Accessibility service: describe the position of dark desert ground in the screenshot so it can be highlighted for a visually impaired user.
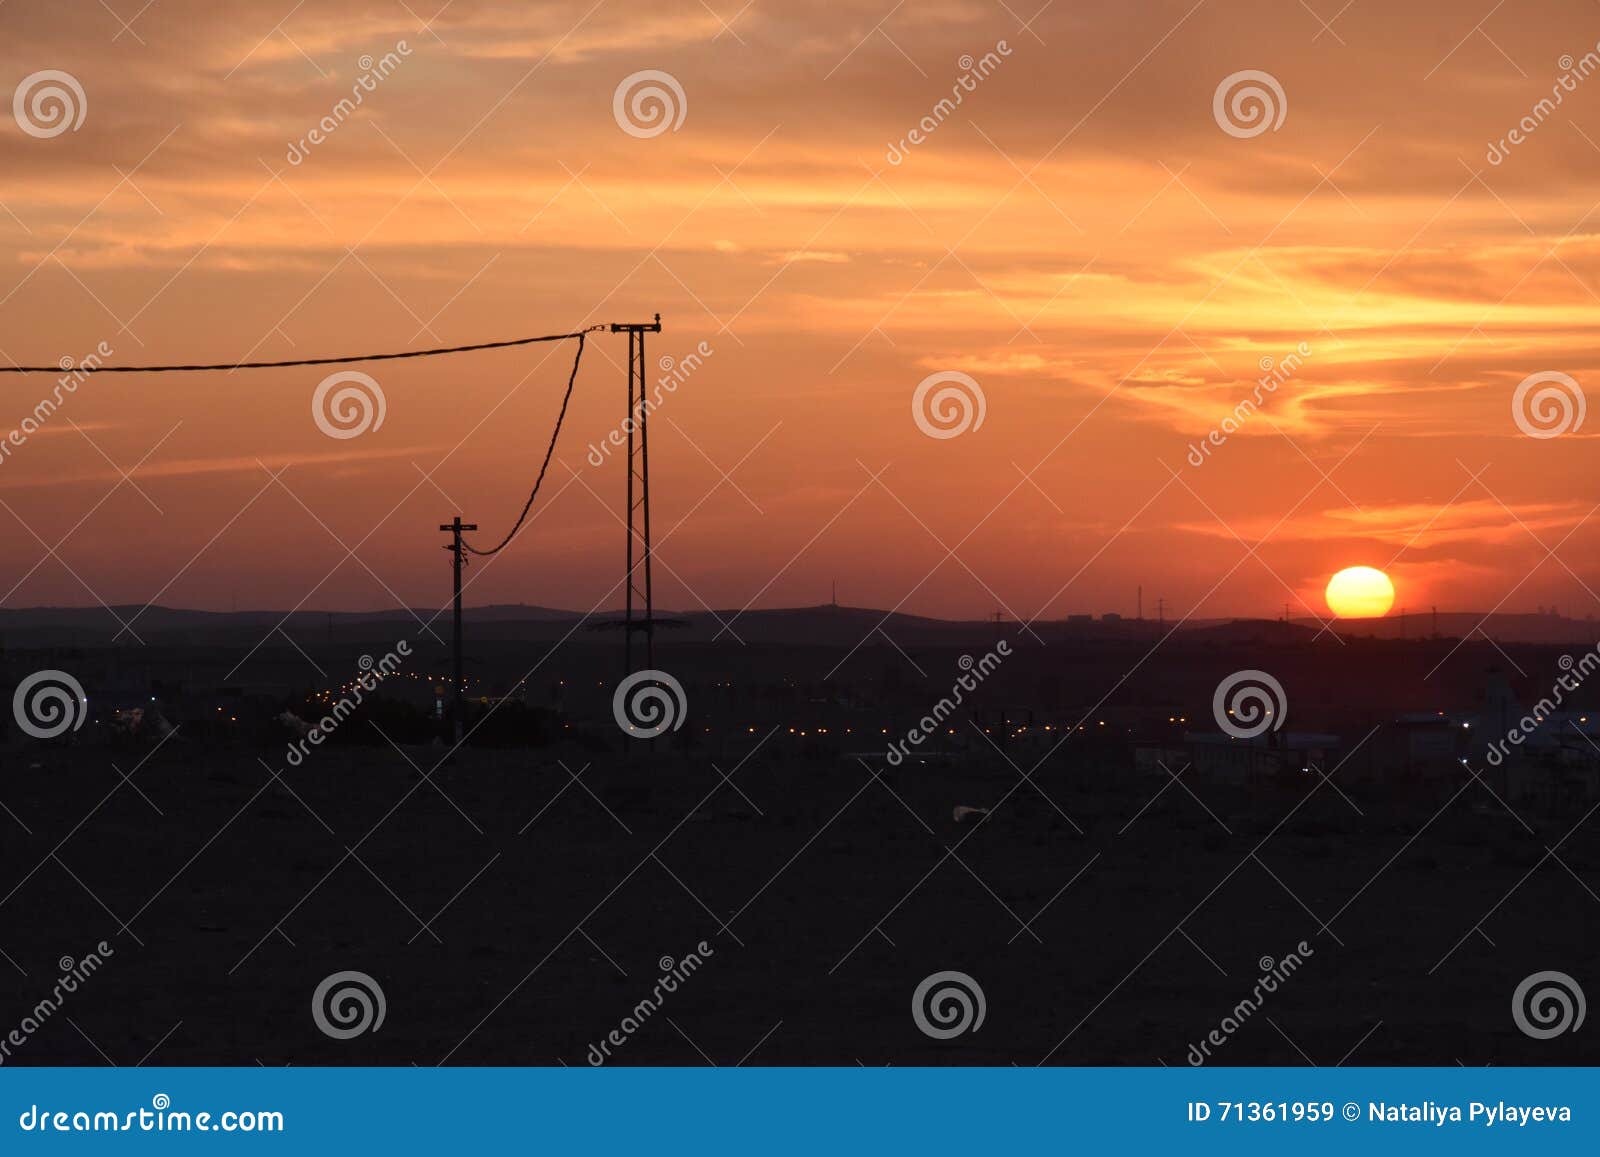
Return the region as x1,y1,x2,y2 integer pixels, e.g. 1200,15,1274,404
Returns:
2,609,1595,1067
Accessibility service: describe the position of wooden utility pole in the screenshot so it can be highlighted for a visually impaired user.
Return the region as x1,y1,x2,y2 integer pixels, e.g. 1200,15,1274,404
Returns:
440,516,477,743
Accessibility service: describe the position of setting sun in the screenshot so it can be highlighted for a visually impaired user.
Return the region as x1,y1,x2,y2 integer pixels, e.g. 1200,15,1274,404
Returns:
1325,566,1396,619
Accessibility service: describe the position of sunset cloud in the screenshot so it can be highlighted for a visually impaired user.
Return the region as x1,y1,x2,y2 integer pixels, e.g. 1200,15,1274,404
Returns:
1,0,1596,618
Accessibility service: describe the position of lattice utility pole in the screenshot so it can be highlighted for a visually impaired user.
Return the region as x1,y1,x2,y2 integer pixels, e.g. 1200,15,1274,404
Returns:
440,516,477,743
613,315,662,675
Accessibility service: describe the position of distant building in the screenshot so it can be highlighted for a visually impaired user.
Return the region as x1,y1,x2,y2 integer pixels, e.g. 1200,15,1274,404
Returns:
1178,731,1341,784
1361,670,1600,803
1370,712,1469,782
1464,671,1599,803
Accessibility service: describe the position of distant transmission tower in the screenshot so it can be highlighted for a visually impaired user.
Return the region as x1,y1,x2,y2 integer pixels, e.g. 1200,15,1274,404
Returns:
614,315,662,674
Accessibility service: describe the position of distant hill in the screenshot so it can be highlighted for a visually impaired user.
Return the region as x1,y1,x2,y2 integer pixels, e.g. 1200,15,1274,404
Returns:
1287,610,1596,646
0,603,1592,648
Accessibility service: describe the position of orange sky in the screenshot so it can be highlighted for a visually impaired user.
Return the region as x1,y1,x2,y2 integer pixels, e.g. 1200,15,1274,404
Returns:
1,0,1597,623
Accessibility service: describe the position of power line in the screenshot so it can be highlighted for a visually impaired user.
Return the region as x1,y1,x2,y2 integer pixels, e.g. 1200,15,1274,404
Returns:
6,316,664,714
0,328,601,374
461,333,585,558
3,324,597,556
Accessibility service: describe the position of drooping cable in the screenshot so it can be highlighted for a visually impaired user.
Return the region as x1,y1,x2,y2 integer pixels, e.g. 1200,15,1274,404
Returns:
461,332,585,557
